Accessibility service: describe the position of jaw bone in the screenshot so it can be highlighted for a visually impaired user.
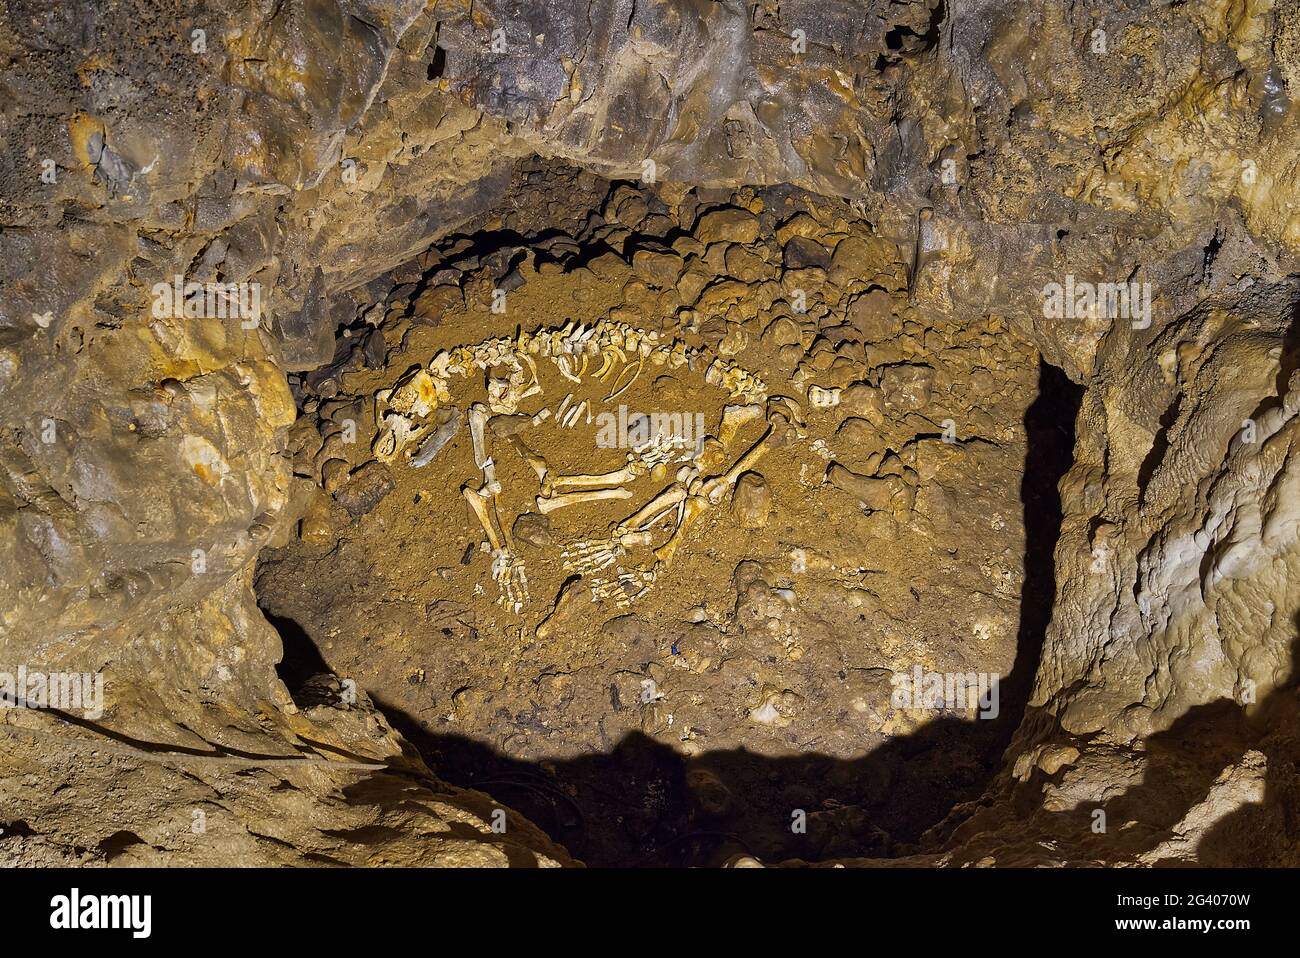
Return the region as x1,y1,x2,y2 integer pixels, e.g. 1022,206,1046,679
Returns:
373,412,429,464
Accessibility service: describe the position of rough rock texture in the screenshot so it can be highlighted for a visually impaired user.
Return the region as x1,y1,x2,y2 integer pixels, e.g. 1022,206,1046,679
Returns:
1,0,1298,865
253,173,1053,864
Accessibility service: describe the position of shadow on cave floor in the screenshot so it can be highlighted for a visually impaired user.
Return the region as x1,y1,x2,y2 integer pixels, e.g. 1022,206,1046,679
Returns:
273,359,1083,866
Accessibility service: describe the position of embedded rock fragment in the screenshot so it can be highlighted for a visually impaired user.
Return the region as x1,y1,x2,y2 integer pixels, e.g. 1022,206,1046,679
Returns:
731,471,773,529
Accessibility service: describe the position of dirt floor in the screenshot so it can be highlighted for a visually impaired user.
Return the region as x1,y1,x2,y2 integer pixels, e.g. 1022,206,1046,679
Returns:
255,161,1074,865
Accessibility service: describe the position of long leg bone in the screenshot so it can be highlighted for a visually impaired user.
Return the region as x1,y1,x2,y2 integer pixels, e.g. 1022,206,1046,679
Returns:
653,495,709,565
703,424,773,504
467,402,501,496
548,459,643,494
462,485,502,552
536,487,634,515
645,428,775,572
720,403,763,447
508,436,549,487
480,457,501,497
465,484,528,611
615,483,688,534
468,402,490,468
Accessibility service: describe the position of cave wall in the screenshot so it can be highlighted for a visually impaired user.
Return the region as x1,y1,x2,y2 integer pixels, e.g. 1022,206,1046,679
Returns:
1,0,1297,864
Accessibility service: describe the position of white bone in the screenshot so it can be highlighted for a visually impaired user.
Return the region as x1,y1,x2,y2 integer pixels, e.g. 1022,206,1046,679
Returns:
462,485,501,552
563,400,587,428
480,456,502,498
468,403,490,468
720,403,763,446
704,425,773,504
607,359,643,401
536,487,634,515
549,464,640,492
509,437,549,486
809,384,841,408
617,484,688,533
556,357,581,383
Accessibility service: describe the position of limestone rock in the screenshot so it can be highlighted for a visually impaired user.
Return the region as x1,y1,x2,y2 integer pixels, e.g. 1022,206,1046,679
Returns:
4,0,1300,873
731,471,772,529
695,208,761,246
333,462,395,519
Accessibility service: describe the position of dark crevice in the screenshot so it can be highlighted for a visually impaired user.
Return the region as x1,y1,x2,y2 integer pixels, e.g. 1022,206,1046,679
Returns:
1137,392,1181,504
426,44,446,81
262,610,336,708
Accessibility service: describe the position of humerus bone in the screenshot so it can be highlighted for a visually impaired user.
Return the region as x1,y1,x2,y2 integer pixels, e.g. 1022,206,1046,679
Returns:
468,402,490,468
